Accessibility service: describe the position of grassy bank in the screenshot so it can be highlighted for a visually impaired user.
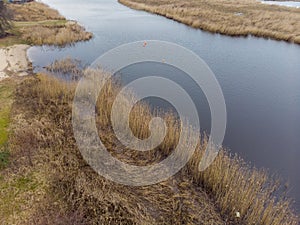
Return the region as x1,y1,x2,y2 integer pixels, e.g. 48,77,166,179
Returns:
0,79,16,170
0,1,92,47
0,60,297,224
0,80,14,146
0,2,91,224
119,0,300,44
1,73,226,224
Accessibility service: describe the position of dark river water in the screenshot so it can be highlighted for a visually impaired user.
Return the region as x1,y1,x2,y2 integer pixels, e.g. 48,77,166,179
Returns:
27,0,300,211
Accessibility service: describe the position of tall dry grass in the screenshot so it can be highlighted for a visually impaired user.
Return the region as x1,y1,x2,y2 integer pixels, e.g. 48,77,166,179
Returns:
7,63,299,224
19,21,92,46
11,74,226,224
45,57,84,77
82,68,299,224
119,0,300,44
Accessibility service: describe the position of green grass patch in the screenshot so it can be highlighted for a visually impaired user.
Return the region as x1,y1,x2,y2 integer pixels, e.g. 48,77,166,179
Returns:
0,107,10,146
0,80,16,170
0,174,39,221
14,19,67,28
0,35,28,48
13,176,39,191
0,26,28,48
0,84,14,146
0,150,10,170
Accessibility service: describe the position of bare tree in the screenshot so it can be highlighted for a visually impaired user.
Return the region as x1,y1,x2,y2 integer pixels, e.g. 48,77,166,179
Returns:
0,1,11,37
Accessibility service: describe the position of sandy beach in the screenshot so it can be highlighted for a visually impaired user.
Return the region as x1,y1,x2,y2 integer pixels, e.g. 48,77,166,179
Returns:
0,44,31,81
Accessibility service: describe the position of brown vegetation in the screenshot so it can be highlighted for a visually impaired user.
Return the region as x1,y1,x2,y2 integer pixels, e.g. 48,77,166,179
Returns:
0,1,12,37
1,60,298,224
19,20,92,46
4,74,226,224
7,1,64,22
3,1,92,46
45,57,84,79
119,0,300,44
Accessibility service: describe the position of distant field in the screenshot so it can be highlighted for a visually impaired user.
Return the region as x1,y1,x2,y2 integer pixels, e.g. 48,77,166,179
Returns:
119,0,300,44
0,1,92,47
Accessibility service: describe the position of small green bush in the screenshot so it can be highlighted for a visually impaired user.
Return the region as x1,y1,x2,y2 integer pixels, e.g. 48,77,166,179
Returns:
0,149,10,170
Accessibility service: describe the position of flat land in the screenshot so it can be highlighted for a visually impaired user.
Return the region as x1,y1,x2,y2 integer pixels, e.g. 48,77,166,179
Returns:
119,0,300,44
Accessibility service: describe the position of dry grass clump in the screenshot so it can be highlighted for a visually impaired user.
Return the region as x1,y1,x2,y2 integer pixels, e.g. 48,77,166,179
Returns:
5,65,299,224
45,57,85,80
119,0,300,44
19,20,92,46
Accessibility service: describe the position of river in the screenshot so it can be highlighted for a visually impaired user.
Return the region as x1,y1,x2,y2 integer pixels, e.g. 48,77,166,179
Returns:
261,1,300,8
27,0,300,211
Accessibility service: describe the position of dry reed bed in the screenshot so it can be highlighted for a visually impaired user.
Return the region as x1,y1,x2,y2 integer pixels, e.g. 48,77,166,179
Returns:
119,0,300,44
7,61,298,224
19,20,92,46
10,75,226,224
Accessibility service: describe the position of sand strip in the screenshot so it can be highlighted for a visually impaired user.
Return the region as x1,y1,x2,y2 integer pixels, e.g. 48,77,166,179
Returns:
0,44,31,81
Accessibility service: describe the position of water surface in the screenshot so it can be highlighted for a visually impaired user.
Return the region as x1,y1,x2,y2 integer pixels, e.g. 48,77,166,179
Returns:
261,0,300,8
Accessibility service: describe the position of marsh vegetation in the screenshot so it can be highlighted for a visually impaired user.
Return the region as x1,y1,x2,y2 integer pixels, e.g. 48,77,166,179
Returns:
0,60,298,224
1,0,299,224
119,0,300,44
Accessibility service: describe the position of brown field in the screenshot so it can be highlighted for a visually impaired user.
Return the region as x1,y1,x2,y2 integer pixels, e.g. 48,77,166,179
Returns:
1,1,92,47
119,0,300,44
0,59,298,224
7,1,64,21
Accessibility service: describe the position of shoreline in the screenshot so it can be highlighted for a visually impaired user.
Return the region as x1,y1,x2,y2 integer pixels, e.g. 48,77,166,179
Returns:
119,0,300,44
0,1,93,82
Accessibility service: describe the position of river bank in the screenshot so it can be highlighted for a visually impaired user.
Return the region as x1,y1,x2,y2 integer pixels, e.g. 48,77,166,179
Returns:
119,0,300,44
1,65,297,224
0,0,93,79
0,2,93,223
0,0,299,224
